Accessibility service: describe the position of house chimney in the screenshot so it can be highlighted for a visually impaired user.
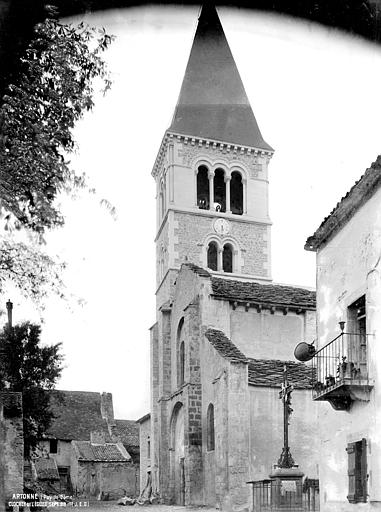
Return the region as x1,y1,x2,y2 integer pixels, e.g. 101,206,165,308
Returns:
100,392,115,426
6,300,13,328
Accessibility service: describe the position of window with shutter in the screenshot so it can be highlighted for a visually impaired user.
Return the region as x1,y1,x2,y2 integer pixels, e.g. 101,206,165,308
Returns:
346,439,367,503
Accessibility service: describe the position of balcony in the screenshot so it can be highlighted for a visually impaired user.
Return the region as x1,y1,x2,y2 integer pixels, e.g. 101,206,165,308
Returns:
312,332,373,410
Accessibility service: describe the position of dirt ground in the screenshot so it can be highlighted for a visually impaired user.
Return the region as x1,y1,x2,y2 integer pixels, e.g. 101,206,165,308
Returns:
81,501,216,512
82,503,217,512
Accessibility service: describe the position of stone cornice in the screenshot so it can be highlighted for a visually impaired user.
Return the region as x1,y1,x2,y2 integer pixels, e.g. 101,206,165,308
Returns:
152,131,275,178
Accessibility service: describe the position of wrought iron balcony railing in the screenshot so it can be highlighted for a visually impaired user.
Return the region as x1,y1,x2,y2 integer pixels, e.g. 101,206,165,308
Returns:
312,332,373,410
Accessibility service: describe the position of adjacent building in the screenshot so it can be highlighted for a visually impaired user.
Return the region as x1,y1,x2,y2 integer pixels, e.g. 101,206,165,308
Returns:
146,5,321,509
305,155,381,510
33,390,139,499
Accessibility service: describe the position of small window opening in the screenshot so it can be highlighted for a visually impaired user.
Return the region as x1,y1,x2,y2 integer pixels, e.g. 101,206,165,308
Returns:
214,169,226,212
207,242,218,271
207,404,215,451
177,318,185,387
230,171,243,215
147,436,151,459
223,244,233,273
160,183,165,218
197,166,209,210
50,439,58,454
179,341,185,386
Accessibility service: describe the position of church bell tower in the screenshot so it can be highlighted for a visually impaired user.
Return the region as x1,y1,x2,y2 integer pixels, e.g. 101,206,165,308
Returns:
152,4,274,306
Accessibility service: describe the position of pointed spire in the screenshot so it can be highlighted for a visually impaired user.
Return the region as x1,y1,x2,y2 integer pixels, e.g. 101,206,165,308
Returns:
169,4,273,151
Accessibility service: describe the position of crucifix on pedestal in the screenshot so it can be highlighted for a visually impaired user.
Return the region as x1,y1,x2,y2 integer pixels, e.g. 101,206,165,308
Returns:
269,364,304,511
277,364,295,468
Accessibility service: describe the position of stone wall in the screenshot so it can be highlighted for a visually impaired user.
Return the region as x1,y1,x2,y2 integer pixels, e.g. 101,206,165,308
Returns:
100,392,114,425
71,460,138,499
173,211,269,278
138,416,151,493
230,306,310,360
0,392,23,502
149,323,159,494
36,439,72,467
248,387,320,481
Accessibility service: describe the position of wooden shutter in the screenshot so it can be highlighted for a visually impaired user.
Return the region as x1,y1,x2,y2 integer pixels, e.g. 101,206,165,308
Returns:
346,442,356,503
360,438,367,501
347,439,367,503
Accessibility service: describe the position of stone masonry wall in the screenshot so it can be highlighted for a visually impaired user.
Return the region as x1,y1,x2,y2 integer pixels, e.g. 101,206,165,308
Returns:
149,324,159,494
230,306,307,360
1,392,23,502
174,211,269,278
200,329,229,507
138,416,151,493
249,387,319,481
184,302,203,505
225,362,250,511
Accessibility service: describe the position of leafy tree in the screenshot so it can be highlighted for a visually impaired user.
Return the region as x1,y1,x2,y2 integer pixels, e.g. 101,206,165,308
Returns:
0,322,64,456
0,16,113,303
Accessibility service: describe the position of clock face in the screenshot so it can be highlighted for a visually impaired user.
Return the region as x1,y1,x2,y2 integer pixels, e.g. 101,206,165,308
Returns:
213,218,230,235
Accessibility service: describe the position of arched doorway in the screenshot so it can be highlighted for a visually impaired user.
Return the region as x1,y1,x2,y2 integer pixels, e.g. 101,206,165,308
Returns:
170,402,185,505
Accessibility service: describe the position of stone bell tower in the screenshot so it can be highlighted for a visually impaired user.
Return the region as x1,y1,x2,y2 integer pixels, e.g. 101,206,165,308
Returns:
152,4,274,308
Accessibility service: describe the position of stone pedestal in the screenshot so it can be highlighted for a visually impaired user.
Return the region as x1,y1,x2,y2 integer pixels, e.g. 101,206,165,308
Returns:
269,466,304,512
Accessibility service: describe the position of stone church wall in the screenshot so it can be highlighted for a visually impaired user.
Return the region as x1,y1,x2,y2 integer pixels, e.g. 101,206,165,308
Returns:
249,386,320,480
200,331,229,506
138,416,151,493
174,211,269,278
200,333,250,510
230,306,309,360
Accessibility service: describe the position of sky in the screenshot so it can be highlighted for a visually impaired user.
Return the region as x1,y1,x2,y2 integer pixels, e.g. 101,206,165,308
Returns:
4,5,381,420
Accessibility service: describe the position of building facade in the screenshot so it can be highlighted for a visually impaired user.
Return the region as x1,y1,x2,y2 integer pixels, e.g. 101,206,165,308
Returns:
147,5,321,510
305,156,381,510
33,390,139,499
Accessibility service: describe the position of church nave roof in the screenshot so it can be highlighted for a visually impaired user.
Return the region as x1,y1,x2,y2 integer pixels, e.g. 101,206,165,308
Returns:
248,359,313,389
211,276,316,309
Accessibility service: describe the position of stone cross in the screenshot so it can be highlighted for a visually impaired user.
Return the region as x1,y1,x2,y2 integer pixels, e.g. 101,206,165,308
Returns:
277,364,295,468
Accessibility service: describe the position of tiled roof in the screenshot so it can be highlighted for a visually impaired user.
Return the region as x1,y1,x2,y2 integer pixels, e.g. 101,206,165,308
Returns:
111,420,139,448
182,262,211,278
136,413,150,424
46,391,111,442
211,277,316,309
305,155,381,251
205,328,247,363
73,441,131,462
248,359,313,389
34,458,59,480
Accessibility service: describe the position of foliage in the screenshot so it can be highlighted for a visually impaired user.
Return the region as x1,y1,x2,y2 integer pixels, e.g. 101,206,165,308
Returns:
0,18,113,233
0,238,65,304
0,322,64,456
0,17,113,303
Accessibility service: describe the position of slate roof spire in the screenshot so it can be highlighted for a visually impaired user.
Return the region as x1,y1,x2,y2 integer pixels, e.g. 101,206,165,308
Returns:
169,4,273,151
